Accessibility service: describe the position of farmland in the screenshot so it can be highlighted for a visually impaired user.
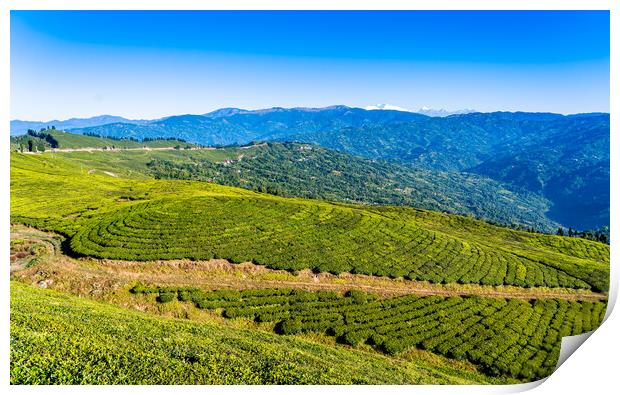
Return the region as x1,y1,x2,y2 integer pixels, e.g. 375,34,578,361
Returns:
12,282,513,384
9,135,610,384
132,286,607,380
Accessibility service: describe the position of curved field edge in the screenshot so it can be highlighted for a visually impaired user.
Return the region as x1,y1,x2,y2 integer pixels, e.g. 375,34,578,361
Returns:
11,153,610,291
10,282,513,385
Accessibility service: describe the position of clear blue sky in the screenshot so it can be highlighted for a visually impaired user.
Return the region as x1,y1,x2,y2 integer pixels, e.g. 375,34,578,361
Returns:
11,11,609,120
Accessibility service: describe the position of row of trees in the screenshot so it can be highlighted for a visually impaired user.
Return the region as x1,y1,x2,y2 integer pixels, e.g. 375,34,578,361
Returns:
83,131,188,144
556,226,609,244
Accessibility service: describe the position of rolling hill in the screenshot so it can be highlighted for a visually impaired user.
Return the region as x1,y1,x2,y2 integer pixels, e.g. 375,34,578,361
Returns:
10,129,195,151
56,107,608,230
145,141,559,231
10,151,609,291
9,135,610,385
10,133,559,230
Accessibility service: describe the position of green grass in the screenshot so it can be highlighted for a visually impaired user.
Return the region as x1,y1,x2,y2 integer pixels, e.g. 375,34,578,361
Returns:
10,152,609,291
35,148,240,179
13,135,561,231
9,129,196,151
133,286,607,380
48,130,193,149
10,281,512,384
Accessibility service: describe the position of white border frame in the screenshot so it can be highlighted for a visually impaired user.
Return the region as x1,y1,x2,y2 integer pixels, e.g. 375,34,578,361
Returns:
1,1,617,394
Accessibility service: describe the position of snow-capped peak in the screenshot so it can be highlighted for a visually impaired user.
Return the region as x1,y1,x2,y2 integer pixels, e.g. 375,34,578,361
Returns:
364,104,476,117
365,104,414,112
416,107,477,117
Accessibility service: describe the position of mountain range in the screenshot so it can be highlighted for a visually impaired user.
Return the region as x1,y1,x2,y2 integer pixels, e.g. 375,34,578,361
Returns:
11,105,609,230
10,105,474,136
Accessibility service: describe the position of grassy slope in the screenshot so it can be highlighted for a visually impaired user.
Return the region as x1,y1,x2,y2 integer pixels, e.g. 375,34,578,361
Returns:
48,130,192,149
9,130,195,151
10,282,510,384
10,152,609,291
34,148,239,178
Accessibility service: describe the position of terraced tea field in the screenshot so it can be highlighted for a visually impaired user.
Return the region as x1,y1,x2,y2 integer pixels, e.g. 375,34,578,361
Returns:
132,286,607,380
11,152,610,291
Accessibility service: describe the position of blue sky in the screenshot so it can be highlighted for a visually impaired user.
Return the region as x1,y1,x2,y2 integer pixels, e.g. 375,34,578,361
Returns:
11,11,609,120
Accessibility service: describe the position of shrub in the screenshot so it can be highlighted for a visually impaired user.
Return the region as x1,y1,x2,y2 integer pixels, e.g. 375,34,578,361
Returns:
157,292,177,303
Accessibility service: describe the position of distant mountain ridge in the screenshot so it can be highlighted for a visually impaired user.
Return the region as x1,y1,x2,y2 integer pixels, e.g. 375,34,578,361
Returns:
64,105,428,146
10,115,149,136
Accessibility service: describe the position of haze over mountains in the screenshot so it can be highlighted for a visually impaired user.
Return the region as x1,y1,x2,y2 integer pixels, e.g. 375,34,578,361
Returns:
364,104,476,117
10,105,475,136
11,105,609,231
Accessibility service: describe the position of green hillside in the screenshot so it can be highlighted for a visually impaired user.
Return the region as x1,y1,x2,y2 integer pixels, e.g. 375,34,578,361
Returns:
146,141,558,231
51,130,194,149
132,286,606,380
9,133,560,231
10,152,609,291
66,108,609,230
10,282,511,384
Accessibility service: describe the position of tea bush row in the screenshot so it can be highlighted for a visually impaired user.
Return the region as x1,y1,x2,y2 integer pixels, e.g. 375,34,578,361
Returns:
73,195,607,290
134,286,607,380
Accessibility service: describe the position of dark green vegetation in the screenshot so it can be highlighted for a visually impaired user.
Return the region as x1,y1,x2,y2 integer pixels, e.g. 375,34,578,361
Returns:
11,152,609,291
284,113,610,230
133,286,607,380
68,106,426,146
470,117,609,230
147,141,558,231
64,106,608,230
11,282,512,384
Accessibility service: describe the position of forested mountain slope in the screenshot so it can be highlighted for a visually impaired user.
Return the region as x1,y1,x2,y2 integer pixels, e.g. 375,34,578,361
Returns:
146,142,558,231
69,106,427,146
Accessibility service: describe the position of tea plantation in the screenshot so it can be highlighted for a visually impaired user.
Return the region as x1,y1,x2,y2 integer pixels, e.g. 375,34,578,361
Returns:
11,152,610,291
9,141,610,385
11,282,513,384
133,286,607,380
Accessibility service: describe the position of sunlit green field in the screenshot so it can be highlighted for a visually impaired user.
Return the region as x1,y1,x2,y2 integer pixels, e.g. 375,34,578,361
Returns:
9,147,610,385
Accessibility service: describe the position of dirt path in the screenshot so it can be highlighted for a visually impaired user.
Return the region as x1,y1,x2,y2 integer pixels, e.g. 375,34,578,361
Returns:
47,146,215,153
10,225,608,302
